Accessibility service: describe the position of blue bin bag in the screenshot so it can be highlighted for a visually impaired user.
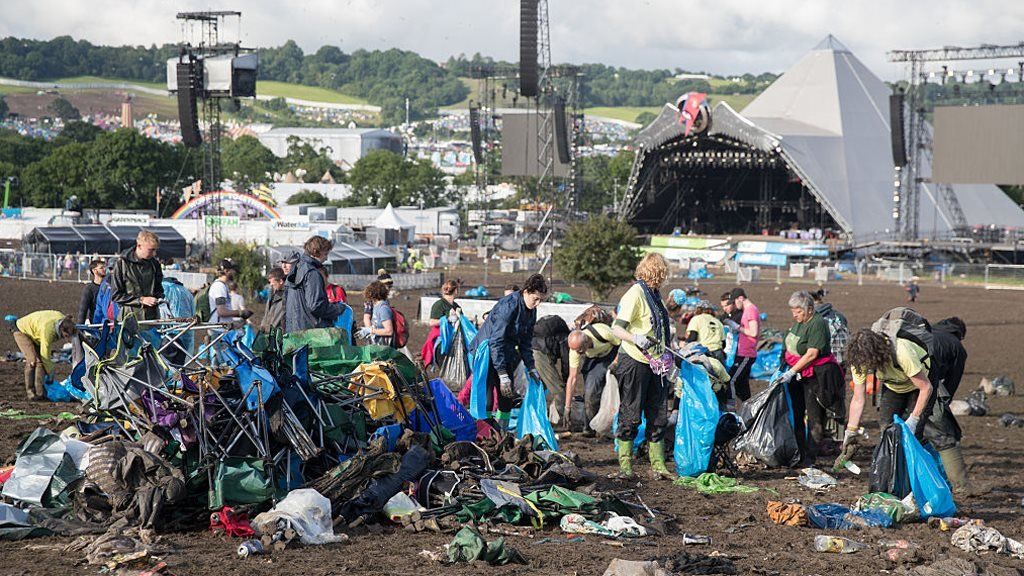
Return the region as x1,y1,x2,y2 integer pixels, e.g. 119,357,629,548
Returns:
44,375,72,402
517,374,558,450
466,285,489,298
333,305,354,346
750,342,783,379
612,413,647,452
437,315,456,357
724,327,738,370
896,415,956,518
807,504,893,530
459,314,478,348
468,340,491,419
674,362,720,477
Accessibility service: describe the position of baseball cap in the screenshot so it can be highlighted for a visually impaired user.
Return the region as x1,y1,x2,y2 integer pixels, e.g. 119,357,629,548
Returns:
730,287,747,300
218,258,238,271
278,252,300,265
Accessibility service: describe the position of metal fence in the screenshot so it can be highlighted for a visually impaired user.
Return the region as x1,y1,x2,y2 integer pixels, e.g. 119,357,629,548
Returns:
0,250,122,284
984,264,1024,290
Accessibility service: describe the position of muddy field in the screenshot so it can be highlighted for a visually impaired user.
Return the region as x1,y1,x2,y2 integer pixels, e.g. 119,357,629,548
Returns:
0,271,1022,576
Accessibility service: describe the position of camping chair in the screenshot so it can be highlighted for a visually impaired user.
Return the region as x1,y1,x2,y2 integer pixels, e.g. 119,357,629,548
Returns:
707,412,743,477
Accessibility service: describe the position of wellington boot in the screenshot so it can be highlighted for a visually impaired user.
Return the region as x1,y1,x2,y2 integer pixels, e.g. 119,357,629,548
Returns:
648,441,675,480
609,439,634,479
939,445,969,494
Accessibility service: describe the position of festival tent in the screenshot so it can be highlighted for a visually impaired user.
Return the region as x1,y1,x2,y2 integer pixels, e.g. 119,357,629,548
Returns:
23,225,187,259
366,203,415,245
625,35,1024,240
265,240,396,276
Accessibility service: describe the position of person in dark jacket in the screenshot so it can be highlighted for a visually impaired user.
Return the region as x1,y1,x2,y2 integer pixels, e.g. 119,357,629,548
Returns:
531,315,571,420
72,258,107,364
469,273,548,429
261,267,287,333
926,316,969,492
285,236,346,333
110,231,164,322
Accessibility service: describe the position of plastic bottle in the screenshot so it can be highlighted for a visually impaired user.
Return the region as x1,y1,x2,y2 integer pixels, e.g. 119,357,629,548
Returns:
814,535,866,553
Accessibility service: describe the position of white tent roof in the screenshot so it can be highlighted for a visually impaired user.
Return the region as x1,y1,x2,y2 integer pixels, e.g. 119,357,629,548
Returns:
371,203,415,230
730,35,1024,240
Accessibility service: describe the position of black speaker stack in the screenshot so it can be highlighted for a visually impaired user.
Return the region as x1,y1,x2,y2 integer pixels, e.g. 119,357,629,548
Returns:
519,0,538,98
553,96,570,164
890,92,907,167
177,61,202,148
469,103,483,165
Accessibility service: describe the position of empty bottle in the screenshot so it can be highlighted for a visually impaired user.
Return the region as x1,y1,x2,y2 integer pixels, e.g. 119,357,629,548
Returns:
814,535,866,554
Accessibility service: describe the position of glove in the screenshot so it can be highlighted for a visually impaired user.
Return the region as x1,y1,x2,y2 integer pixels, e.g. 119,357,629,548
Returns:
905,414,920,431
723,319,740,331
498,372,514,398
778,369,797,384
240,309,253,320
356,327,372,339
632,333,653,350
528,368,541,383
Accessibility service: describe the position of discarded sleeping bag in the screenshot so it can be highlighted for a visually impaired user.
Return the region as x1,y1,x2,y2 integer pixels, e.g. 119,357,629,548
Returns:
674,361,720,477
733,375,799,467
869,423,911,498
897,415,956,518
517,373,558,450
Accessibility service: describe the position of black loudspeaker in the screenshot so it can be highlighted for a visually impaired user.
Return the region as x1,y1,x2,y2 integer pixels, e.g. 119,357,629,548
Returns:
553,96,571,164
469,104,483,165
177,62,201,148
890,92,906,167
520,0,538,98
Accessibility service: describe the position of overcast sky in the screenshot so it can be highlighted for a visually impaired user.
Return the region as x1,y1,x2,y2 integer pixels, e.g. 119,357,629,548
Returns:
3,0,1023,79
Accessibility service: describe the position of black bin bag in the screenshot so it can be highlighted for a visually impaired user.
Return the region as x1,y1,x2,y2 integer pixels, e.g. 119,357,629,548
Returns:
869,423,911,498
733,382,799,468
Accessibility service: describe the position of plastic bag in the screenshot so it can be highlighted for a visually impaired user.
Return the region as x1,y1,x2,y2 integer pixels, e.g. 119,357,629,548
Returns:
806,504,893,530
588,369,619,435
438,321,470,393
673,362,720,477
869,424,911,498
44,376,72,403
750,342,783,379
468,340,491,419
517,374,558,450
251,488,345,545
734,376,799,467
897,415,956,518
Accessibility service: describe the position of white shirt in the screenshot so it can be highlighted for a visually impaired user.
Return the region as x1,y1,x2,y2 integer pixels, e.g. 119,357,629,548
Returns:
208,280,230,324
230,293,245,312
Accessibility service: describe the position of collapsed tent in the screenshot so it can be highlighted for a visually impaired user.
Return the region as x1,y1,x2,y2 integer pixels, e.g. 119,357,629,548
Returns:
622,35,1024,241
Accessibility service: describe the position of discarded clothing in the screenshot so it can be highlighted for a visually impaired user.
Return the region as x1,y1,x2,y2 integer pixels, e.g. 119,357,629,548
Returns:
674,473,759,494
560,512,647,538
798,467,838,490
85,440,186,530
445,526,526,565
951,524,1024,559
659,551,737,575
766,501,808,526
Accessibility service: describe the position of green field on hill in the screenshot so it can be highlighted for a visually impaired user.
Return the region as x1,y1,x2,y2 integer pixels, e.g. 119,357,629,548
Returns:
256,81,368,105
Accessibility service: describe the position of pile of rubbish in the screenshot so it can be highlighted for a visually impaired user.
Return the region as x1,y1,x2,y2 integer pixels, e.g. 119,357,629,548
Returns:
0,316,666,569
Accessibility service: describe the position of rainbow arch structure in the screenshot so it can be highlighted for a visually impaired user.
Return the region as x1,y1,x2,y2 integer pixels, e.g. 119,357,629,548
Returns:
170,190,281,220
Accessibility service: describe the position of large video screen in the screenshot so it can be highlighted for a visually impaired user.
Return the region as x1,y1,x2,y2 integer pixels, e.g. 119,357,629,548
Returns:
933,104,1024,185
501,111,571,177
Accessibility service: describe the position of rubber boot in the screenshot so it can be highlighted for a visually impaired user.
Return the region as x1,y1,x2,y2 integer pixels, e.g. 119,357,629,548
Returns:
610,439,634,479
939,446,969,493
648,441,675,480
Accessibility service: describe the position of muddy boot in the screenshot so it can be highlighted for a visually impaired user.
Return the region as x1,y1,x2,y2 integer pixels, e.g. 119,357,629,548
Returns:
648,441,675,480
609,439,634,479
939,445,969,493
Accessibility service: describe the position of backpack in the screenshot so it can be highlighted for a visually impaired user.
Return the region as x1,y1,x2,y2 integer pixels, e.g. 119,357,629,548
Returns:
822,311,850,363
392,308,410,348
194,282,213,322
871,307,933,361
92,278,119,324
574,304,613,329
326,283,347,304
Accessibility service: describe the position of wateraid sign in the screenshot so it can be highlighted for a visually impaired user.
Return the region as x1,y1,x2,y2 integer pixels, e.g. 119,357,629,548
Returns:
273,218,310,231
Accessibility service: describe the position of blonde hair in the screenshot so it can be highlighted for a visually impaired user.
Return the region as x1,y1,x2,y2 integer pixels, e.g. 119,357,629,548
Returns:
634,253,668,288
137,230,160,246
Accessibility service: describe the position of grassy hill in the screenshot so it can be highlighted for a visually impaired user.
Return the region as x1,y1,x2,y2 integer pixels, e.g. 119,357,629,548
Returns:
255,81,368,105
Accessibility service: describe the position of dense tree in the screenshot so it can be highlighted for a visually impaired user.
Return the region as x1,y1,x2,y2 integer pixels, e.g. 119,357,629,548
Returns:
19,142,92,207
47,96,80,120
212,240,268,294
554,215,641,300
346,149,448,207
221,135,278,190
578,151,635,212
54,120,102,145
86,129,183,209
0,95,8,119
286,190,328,205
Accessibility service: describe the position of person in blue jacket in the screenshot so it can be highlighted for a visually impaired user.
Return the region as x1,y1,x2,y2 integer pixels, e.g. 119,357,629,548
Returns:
470,273,548,429
285,236,347,333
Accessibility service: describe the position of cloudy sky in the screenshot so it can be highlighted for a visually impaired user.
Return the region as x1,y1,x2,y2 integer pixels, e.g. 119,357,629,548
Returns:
3,0,1022,78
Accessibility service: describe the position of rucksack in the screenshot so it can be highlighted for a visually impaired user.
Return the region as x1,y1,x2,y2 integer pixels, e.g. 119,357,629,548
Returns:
92,278,119,324
574,304,613,329
194,282,213,323
392,308,410,348
871,307,933,360
326,283,347,304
